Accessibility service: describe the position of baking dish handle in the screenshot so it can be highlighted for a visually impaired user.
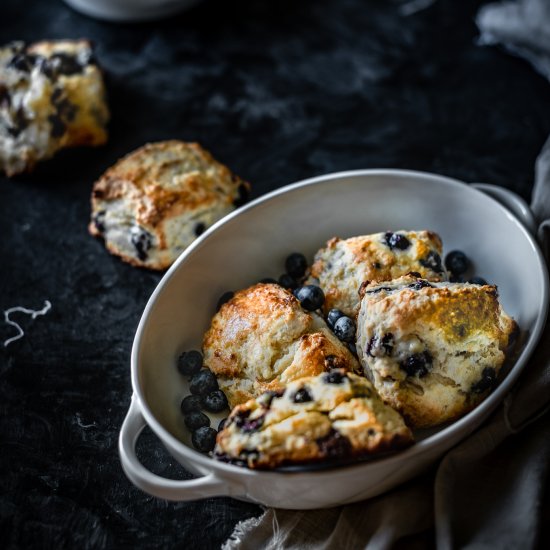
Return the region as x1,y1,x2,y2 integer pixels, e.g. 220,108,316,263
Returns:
471,183,537,234
119,396,235,501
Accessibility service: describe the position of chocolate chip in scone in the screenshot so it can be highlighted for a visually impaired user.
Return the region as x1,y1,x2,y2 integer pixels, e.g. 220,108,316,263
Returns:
400,351,432,378
471,367,497,394
420,250,444,273
316,429,352,459
292,387,313,403
130,226,153,261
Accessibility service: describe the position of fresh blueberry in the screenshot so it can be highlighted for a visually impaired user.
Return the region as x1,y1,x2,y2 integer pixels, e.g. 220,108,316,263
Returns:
327,308,345,329
278,273,298,290
348,342,358,356
471,367,497,394
384,232,411,250
184,410,210,431
445,250,470,275
177,350,203,376
216,291,234,311
218,418,228,432
189,368,219,396
419,251,444,273
292,387,313,403
400,351,432,378
192,426,218,453
333,316,356,343
203,389,229,413
449,274,465,283
180,394,203,414
285,252,308,279
294,285,325,311
259,277,278,284
469,277,488,286
323,371,346,384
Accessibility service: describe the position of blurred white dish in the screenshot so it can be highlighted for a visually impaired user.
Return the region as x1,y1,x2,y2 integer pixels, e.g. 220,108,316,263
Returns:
63,0,201,22
119,169,548,509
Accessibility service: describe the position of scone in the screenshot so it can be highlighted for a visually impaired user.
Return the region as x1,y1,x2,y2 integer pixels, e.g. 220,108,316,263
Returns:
308,230,447,317
355,274,518,428
89,140,250,270
202,283,361,408
214,370,414,469
0,40,109,176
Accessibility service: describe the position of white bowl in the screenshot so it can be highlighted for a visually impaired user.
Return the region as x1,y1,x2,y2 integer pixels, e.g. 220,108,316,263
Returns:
63,0,201,22
119,169,548,509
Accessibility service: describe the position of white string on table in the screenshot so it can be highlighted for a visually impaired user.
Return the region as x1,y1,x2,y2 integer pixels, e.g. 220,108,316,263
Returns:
3,300,52,347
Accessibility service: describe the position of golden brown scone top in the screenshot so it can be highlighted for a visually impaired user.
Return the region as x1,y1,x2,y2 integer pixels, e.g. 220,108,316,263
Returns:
203,283,361,408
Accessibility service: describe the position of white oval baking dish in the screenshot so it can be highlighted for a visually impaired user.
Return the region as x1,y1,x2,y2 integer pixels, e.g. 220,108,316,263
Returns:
119,169,548,509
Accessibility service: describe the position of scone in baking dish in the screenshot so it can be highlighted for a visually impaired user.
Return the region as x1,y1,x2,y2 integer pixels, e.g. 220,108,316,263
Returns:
119,169,548,509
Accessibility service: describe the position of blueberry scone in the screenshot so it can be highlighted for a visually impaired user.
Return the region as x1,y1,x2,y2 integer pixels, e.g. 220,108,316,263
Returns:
0,40,109,176
89,140,250,270
356,274,518,428
308,230,447,317
214,370,414,469
202,283,361,408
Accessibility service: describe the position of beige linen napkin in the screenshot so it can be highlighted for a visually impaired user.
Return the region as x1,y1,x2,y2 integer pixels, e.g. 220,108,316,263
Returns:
222,139,550,550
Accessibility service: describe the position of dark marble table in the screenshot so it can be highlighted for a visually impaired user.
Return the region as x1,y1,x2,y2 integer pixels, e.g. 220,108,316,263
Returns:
1,0,549,547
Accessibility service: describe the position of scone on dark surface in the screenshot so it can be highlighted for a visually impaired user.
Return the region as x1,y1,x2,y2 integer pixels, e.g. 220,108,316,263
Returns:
0,40,109,176
356,274,518,428
214,370,414,469
308,230,447,317
202,283,361,408
89,140,250,270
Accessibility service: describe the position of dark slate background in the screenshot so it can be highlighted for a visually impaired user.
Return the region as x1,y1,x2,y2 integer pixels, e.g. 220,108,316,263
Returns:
1,0,549,548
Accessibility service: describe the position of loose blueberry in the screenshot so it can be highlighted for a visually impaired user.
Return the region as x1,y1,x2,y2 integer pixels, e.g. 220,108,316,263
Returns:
203,389,229,413
294,285,325,311
180,394,203,414
449,274,465,283
216,291,234,311
184,410,210,431
323,370,346,384
333,316,356,343
278,273,298,290
218,418,228,432
419,251,444,273
259,277,278,284
292,387,313,403
327,308,345,329
471,367,497,394
384,232,411,251
285,252,308,279
400,351,432,378
469,277,488,286
177,350,203,376
445,250,470,276
348,342,358,356
192,426,218,453
189,368,219,396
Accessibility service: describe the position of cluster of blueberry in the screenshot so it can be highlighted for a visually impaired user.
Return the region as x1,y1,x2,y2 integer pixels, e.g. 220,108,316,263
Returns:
177,350,228,453
445,250,487,285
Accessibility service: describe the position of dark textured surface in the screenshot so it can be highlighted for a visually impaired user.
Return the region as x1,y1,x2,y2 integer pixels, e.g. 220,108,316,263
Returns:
1,0,549,547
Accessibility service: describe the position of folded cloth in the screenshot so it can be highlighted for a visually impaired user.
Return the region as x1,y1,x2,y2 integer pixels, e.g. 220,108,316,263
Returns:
223,5,550,545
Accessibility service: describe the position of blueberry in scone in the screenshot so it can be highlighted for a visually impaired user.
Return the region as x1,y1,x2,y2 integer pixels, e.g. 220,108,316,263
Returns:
202,283,361,408
307,230,447,317
355,274,518,428
214,370,414,469
0,40,109,176
88,140,250,270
